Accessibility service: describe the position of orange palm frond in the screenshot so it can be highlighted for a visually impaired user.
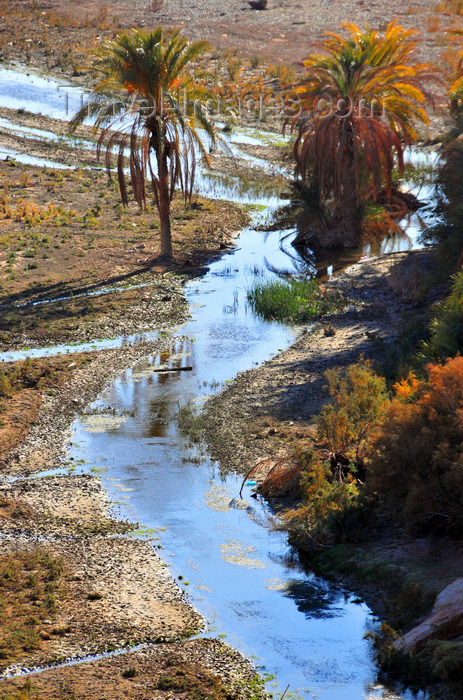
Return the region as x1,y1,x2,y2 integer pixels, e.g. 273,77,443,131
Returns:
285,21,434,226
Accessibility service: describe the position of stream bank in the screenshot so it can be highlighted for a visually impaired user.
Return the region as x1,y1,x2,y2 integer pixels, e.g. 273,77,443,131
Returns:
0,337,267,699
201,250,427,473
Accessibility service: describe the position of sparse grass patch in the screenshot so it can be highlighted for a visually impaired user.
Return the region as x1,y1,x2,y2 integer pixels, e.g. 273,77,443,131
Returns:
121,667,138,678
154,662,234,698
0,549,66,669
0,354,92,460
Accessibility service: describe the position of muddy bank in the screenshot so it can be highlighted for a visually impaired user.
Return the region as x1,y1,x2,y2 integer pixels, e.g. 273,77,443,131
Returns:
0,336,195,475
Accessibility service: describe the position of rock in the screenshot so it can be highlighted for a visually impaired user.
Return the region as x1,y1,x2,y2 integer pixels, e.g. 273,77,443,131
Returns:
397,578,463,653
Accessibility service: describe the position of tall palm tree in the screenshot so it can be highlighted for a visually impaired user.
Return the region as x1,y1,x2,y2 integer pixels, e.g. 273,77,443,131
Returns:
71,28,216,261
285,22,432,248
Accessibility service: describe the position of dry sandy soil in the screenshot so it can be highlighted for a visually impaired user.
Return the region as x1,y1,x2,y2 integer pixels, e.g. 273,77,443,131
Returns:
28,0,455,68
1,0,458,134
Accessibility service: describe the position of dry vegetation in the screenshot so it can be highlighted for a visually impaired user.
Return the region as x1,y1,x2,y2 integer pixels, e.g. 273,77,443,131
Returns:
0,548,68,670
0,355,93,460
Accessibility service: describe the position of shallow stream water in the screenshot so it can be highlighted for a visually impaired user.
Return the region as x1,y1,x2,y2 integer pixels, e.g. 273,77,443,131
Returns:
0,66,433,698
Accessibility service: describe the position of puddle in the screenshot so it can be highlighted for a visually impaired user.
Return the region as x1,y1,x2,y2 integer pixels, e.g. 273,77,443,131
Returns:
0,65,85,120
0,115,95,148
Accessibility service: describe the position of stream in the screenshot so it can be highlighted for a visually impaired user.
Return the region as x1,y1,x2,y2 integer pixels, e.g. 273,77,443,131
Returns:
0,66,433,698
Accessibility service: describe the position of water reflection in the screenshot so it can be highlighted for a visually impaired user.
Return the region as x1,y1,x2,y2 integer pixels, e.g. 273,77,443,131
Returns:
281,578,348,619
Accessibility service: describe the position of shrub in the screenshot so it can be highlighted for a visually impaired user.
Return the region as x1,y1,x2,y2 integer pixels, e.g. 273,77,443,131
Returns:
317,358,389,456
280,360,388,549
281,453,363,549
421,141,463,278
121,667,138,678
418,270,463,362
367,356,463,534
427,640,463,683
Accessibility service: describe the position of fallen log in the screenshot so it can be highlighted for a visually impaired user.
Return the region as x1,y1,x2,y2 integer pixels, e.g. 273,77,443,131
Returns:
153,366,193,372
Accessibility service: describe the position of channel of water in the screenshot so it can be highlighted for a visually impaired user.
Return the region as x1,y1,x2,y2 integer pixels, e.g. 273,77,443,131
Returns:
0,65,431,698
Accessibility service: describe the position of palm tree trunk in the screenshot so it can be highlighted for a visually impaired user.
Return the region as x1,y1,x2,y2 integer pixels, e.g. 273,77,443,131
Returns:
158,186,173,260
335,128,362,248
157,145,173,261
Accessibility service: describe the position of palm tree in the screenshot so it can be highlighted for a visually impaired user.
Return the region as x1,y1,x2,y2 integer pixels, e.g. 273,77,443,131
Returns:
285,22,432,248
71,28,216,261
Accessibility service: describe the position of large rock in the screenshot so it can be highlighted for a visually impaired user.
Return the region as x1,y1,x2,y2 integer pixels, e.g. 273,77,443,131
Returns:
398,578,463,653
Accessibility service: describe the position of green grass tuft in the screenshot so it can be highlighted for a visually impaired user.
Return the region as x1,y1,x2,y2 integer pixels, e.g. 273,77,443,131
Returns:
246,277,342,323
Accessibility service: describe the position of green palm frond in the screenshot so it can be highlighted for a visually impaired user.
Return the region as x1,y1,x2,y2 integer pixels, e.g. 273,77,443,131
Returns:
70,27,220,259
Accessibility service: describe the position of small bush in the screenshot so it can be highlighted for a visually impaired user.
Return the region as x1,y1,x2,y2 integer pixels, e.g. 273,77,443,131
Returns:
156,676,174,690
421,141,463,278
418,270,463,362
428,640,463,682
275,360,388,549
121,667,138,678
368,356,463,534
281,454,363,549
318,358,389,455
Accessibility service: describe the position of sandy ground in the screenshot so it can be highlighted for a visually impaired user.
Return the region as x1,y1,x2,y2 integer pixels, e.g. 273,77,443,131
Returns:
0,639,263,699
37,0,455,70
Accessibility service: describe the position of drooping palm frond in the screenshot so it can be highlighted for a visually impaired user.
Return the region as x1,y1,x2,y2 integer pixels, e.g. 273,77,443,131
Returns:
448,47,463,121
293,111,404,203
239,457,304,499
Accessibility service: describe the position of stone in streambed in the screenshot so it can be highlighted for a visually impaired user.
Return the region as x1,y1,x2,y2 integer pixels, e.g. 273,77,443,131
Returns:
397,578,463,652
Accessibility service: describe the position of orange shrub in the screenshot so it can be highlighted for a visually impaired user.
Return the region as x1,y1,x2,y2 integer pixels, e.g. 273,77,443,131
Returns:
367,356,463,534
